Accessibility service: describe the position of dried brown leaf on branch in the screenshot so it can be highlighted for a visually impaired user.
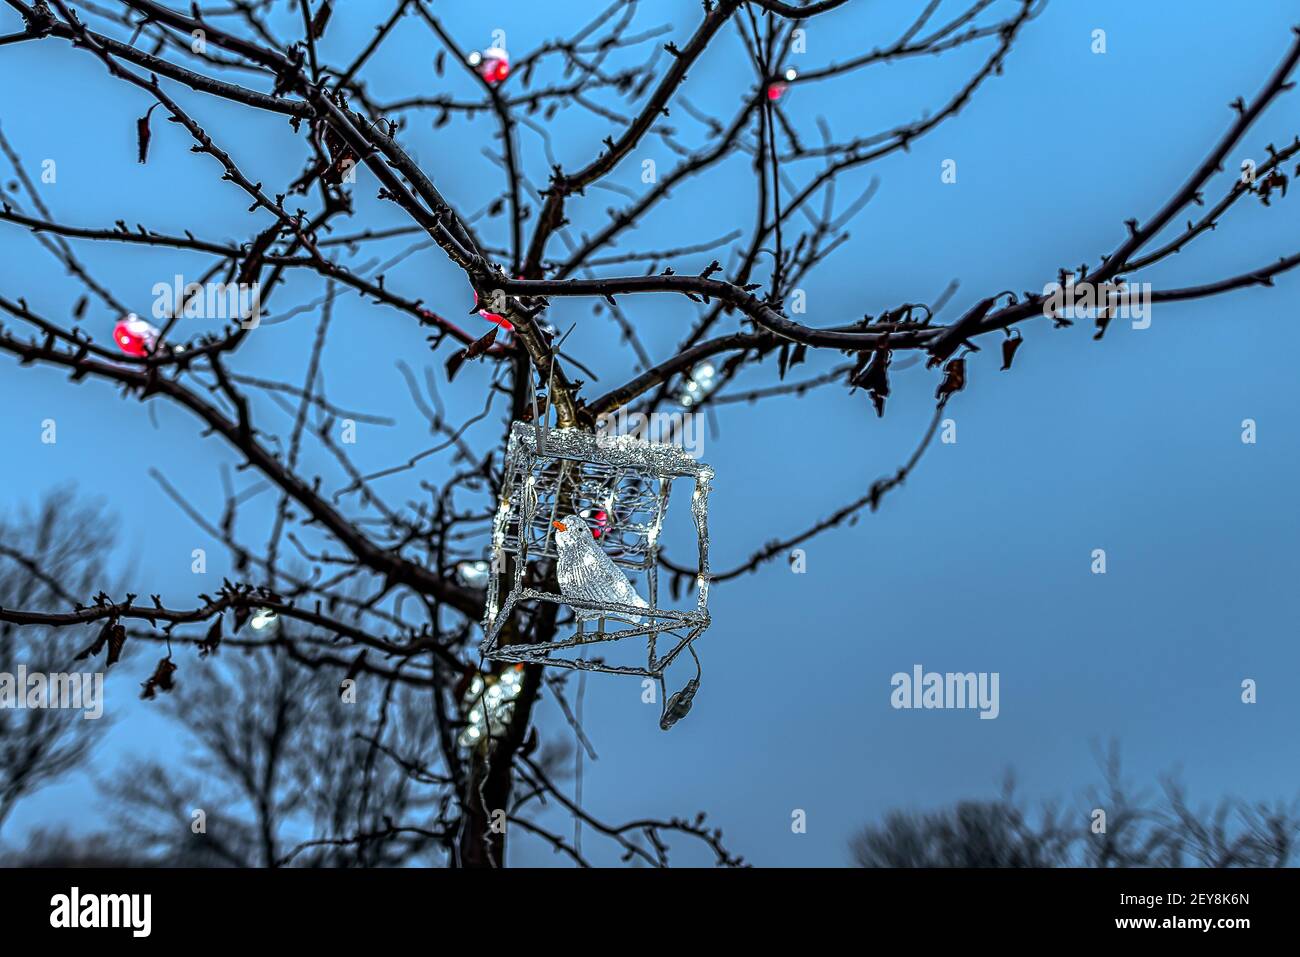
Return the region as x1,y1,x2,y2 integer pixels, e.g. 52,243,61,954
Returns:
136,104,158,164
446,326,498,381
140,657,178,701
936,357,966,402
198,616,222,658
75,618,126,669
1000,331,1023,371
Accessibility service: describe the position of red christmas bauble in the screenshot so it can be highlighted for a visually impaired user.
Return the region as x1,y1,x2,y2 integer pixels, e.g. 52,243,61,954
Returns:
582,507,610,539
479,48,510,85
473,290,514,332
113,314,160,357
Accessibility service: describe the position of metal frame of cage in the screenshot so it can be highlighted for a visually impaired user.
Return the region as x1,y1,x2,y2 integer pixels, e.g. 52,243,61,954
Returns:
481,422,713,678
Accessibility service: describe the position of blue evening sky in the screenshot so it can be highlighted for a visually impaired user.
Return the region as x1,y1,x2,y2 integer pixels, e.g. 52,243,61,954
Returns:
1,0,1298,866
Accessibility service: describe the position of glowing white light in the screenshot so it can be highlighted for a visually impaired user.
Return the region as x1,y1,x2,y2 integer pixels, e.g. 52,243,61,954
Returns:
456,559,492,588
457,665,526,749
467,51,483,66
784,68,798,82
678,360,718,407
249,608,279,634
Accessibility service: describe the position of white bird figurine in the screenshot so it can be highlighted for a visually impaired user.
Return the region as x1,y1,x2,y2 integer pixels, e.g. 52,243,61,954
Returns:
553,514,648,624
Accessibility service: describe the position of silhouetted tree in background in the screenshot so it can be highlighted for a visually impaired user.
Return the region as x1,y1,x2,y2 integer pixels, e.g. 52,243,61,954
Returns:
852,747,1300,868
0,488,113,836
105,646,447,867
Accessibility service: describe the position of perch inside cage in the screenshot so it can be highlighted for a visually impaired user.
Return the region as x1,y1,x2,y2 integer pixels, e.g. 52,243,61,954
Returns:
482,422,713,689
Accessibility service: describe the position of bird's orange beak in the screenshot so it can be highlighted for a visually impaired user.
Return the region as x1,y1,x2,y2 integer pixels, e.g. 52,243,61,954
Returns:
552,520,567,532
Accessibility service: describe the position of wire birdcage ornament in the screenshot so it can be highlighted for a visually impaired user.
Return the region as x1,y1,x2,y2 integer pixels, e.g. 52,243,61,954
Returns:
482,412,714,729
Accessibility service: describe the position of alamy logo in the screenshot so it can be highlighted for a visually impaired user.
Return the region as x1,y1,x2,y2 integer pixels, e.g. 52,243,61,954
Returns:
594,408,705,459
890,664,1000,719
50,887,151,937
1041,276,1152,329
151,273,262,329
0,666,103,719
